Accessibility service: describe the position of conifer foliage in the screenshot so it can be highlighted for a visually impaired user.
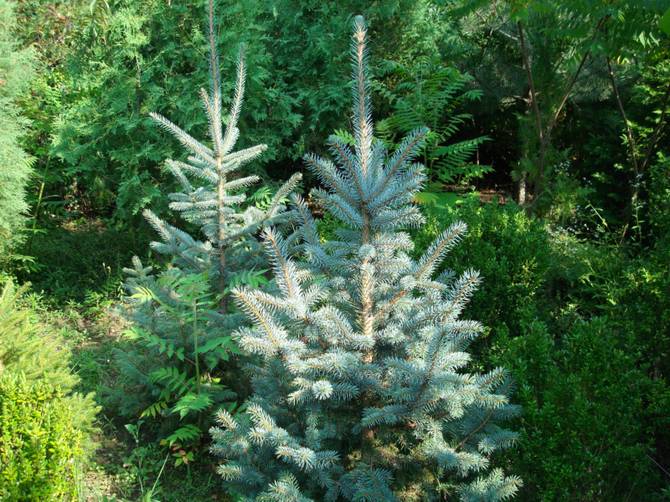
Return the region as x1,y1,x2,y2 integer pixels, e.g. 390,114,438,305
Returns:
211,17,521,501
0,0,36,261
117,0,300,448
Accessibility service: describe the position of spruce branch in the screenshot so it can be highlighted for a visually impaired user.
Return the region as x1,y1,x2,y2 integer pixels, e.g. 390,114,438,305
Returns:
149,112,217,165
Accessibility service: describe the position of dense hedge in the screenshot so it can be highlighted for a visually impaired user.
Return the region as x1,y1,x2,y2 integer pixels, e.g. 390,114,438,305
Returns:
411,196,670,500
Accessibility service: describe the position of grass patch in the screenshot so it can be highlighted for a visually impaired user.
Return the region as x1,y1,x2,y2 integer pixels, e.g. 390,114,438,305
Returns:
17,218,151,305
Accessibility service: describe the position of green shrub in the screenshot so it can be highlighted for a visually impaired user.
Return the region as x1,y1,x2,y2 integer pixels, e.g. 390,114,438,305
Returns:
413,194,552,340
497,316,665,500
413,195,669,499
0,281,95,399
0,375,84,500
0,281,98,498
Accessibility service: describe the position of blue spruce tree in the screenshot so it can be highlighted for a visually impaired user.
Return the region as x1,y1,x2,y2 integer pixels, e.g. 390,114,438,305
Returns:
116,0,300,447
210,16,521,501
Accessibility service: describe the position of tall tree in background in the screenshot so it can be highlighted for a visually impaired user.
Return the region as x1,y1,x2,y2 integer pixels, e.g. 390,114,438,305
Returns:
510,0,666,217
436,0,667,222
0,0,37,263
211,17,520,501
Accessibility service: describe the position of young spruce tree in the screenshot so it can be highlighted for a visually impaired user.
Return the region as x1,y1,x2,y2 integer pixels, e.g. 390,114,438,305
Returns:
211,17,521,501
117,0,300,447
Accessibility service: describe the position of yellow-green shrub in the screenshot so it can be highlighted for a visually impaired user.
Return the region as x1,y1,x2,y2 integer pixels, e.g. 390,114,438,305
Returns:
0,281,98,499
0,375,84,500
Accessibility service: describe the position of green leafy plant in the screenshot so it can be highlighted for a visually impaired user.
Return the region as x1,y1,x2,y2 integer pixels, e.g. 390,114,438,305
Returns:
123,420,170,501
375,58,491,187
0,376,85,500
623,49,670,242
120,270,238,450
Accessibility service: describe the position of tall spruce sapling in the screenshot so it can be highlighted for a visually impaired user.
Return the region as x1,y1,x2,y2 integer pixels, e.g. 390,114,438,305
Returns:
116,0,301,449
210,16,521,502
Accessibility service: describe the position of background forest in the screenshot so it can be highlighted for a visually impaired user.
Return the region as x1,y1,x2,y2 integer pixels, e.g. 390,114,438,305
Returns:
1,0,670,500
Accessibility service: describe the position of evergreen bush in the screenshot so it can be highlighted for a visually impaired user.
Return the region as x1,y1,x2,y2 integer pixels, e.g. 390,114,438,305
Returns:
498,316,666,500
0,376,84,500
210,18,520,501
0,281,98,428
0,281,98,499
